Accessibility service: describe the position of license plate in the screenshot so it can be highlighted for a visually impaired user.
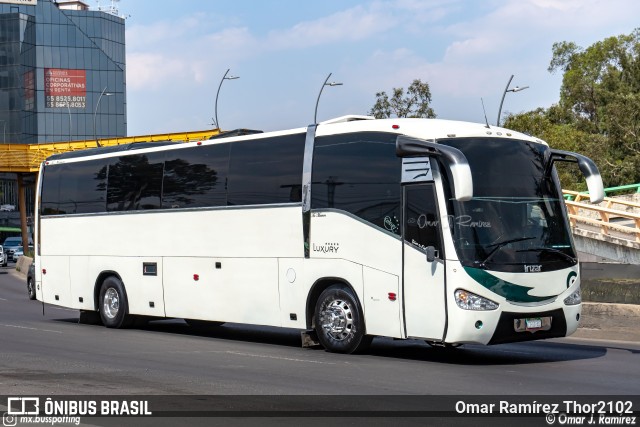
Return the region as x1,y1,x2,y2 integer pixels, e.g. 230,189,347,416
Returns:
514,316,552,333
525,318,542,329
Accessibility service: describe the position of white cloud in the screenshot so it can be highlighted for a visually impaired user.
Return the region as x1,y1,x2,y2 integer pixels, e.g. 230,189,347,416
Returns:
266,4,395,49
125,2,405,92
126,53,187,91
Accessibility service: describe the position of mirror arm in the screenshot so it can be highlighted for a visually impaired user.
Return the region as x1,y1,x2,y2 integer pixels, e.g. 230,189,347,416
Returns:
396,135,473,201
548,149,605,204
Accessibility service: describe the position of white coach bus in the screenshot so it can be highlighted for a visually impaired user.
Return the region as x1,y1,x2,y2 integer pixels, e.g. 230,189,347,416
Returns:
34,116,604,353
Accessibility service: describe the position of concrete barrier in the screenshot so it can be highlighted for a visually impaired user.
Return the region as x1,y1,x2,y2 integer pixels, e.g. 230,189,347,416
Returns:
581,261,640,304
15,255,32,275
574,302,640,342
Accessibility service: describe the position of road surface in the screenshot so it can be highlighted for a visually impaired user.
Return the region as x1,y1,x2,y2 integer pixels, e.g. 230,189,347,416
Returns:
0,266,638,425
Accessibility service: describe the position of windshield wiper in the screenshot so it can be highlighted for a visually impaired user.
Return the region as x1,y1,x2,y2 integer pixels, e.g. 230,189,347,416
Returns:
516,247,577,263
479,236,536,268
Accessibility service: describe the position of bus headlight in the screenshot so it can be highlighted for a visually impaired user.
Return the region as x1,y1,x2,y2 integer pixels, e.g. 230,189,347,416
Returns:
454,289,499,311
563,287,581,305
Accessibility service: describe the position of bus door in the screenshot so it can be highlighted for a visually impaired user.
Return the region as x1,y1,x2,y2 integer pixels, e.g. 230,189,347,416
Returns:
401,159,447,341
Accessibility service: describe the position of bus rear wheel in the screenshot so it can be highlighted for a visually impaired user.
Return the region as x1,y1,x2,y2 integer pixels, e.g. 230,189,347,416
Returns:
27,276,36,300
99,276,132,328
314,285,371,354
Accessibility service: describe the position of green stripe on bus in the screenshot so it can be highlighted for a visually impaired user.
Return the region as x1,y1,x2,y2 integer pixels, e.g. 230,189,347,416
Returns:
463,267,558,303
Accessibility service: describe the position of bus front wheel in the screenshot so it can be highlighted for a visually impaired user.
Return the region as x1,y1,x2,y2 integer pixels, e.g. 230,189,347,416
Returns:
314,285,371,354
99,276,132,328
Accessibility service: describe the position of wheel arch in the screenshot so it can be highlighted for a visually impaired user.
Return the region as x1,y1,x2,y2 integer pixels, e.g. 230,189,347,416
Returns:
305,277,366,331
93,270,124,310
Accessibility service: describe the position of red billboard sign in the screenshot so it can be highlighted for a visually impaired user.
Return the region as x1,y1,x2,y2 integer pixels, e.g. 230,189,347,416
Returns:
44,68,87,108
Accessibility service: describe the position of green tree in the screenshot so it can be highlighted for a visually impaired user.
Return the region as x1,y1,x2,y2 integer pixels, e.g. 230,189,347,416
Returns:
369,79,436,119
505,28,640,189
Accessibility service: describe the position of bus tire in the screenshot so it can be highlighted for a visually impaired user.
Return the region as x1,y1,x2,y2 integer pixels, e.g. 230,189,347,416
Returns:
314,285,371,354
27,276,36,300
98,276,132,329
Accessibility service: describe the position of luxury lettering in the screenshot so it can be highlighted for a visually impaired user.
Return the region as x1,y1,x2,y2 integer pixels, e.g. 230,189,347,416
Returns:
312,243,339,254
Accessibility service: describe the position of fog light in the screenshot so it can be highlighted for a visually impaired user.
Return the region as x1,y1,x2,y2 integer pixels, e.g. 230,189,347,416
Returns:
576,313,580,321
475,321,483,329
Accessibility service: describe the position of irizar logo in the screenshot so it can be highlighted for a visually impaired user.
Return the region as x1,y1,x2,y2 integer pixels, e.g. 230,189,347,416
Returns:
524,264,542,273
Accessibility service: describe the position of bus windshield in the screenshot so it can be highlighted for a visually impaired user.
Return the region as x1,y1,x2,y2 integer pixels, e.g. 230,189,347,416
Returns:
439,137,577,273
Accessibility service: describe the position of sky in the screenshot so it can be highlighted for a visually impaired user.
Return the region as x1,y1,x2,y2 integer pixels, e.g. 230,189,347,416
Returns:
89,0,640,136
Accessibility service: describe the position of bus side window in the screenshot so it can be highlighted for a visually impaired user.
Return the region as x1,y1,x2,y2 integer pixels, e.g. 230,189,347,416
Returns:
311,132,401,235
107,153,164,212
227,134,304,206
162,143,229,209
41,165,62,215
45,159,108,215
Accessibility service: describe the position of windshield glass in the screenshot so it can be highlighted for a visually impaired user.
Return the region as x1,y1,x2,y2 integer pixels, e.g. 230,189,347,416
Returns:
439,137,576,273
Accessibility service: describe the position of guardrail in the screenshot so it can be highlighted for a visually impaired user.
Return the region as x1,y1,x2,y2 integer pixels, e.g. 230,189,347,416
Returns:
563,190,640,243
603,183,640,195
565,183,640,200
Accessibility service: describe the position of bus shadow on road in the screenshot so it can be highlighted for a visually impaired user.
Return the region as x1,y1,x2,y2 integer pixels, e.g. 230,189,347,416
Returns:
364,337,616,365
54,316,633,365
84,316,634,365
140,318,305,349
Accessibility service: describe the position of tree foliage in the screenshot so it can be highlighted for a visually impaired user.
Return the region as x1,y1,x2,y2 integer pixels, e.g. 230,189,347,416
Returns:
369,79,436,119
504,28,640,190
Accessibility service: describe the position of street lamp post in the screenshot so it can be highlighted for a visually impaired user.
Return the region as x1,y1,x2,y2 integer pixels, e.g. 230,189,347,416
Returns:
314,73,343,124
497,75,529,126
214,68,239,131
94,87,113,147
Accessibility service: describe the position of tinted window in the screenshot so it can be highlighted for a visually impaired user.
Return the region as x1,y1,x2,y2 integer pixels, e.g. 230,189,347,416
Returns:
41,159,107,215
106,153,164,211
440,137,576,272
311,132,401,234
162,143,229,209
40,165,62,215
404,184,442,253
227,134,304,206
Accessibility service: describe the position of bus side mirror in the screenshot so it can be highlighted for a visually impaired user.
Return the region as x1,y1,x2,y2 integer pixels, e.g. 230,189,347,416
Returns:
396,135,473,201
548,149,605,204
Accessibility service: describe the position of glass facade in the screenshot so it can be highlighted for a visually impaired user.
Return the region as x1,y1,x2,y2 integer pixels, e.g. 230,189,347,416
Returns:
0,0,126,145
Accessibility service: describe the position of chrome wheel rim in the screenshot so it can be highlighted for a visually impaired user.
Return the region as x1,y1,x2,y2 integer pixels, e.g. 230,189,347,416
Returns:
27,279,34,296
103,287,120,319
320,298,355,341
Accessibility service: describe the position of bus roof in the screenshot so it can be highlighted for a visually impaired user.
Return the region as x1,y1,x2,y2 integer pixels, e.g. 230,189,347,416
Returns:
44,117,547,165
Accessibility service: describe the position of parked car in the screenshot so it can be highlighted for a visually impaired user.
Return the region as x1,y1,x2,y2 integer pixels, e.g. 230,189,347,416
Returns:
27,262,36,300
3,237,32,263
0,246,6,267
12,246,23,262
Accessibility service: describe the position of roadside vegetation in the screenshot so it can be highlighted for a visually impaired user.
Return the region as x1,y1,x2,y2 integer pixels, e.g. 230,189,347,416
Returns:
371,29,640,191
